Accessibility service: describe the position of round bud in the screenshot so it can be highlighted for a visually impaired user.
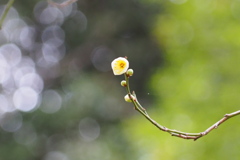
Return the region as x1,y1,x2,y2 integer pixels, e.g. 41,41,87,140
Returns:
124,94,136,103
124,94,132,102
126,69,134,76
121,80,127,87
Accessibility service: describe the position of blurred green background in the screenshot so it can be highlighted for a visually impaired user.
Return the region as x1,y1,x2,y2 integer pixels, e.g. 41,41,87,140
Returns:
0,0,240,159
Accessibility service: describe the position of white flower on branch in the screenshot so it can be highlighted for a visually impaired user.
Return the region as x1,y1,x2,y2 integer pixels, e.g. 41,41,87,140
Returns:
111,57,129,75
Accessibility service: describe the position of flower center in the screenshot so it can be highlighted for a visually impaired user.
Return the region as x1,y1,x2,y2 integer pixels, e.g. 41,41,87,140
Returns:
119,62,125,68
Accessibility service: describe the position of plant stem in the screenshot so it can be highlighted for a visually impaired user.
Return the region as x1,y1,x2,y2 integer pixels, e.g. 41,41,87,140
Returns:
124,73,148,115
124,73,240,141
0,0,15,29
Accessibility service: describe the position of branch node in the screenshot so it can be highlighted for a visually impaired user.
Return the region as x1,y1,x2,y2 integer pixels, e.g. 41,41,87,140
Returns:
163,126,169,132
200,132,205,136
224,114,230,117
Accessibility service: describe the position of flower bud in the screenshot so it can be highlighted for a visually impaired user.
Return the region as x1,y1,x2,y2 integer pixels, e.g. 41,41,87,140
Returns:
126,69,134,76
124,94,135,102
121,80,127,87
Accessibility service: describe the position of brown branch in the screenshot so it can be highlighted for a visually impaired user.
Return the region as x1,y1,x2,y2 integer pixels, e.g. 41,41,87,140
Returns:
167,110,240,140
139,100,239,140
124,73,240,141
192,110,240,140
48,0,77,8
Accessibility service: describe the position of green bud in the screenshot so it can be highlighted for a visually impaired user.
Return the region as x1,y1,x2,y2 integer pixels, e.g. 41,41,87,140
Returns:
126,69,134,76
121,80,127,87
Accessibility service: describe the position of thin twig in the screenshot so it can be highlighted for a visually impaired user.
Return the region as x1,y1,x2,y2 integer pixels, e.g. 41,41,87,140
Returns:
124,73,240,141
48,0,77,8
124,74,148,115
0,0,15,29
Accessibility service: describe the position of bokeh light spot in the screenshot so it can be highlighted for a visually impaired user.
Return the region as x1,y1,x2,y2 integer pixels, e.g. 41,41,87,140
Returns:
91,46,115,72
4,18,27,43
0,54,10,84
18,73,44,93
44,151,69,160
70,10,88,32
0,43,22,67
40,90,62,114
42,25,65,47
0,94,16,113
20,26,36,51
79,117,100,142
0,6,19,22
40,6,64,25
13,87,39,112
0,112,22,132
42,43,65,63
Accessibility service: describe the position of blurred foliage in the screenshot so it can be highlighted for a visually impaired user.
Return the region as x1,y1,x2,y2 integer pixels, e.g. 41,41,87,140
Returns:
0,0,240,160
123,0,240,160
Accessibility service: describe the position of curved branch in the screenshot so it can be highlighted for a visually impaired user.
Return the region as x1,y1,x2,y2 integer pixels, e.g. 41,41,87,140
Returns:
124,73,240,141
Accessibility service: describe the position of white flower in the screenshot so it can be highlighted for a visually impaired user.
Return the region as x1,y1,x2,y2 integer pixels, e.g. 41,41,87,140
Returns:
111,57,129,75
